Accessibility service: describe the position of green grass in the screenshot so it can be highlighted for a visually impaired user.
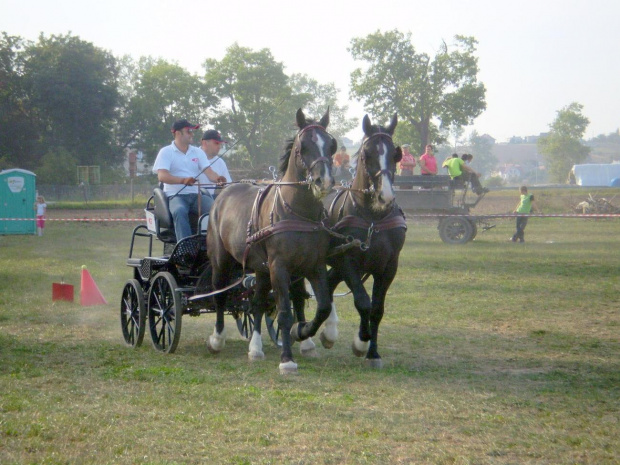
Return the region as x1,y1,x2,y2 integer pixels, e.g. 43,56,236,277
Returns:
0,215,619,464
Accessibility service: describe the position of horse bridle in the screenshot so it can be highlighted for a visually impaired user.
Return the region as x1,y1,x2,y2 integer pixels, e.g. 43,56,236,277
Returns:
294,124,333,180
358,131,396,189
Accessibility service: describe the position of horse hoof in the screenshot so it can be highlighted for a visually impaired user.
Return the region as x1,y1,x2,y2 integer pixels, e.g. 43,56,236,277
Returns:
206,338,220,354
300,338,318,358
248,350,265,361
364,358,384,369
301,348,319,358
320,331,335,349
279,361,298,375
352,336,369,358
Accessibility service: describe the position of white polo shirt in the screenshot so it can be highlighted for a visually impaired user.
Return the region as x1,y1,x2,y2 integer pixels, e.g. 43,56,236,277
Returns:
152,142,210,196
197,156,232,196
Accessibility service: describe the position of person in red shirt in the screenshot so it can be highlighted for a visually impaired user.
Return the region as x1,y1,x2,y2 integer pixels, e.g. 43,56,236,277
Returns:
333,146,350,176
399,144,416,176
419,144,438,175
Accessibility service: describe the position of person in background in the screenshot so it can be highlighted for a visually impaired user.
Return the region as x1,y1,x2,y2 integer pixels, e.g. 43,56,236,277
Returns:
442,153,488,195
34,195,47,236
152,119,223,241
399,144,416,176
511,185,539,243
419,144,437,175
333,146,350,176
199,129,231,199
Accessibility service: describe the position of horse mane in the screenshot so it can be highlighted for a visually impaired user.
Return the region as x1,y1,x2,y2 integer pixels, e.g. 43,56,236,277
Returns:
278,117,321,176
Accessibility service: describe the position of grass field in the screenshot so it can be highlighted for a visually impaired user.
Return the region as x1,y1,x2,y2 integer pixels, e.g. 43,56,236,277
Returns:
0,210,619,464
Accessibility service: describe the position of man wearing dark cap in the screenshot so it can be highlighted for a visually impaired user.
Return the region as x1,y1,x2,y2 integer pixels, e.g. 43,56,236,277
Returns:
199,129,232,199
152,119,222,241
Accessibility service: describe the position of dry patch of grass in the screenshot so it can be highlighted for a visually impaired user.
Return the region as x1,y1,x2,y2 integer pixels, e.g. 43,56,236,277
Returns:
1,206,619,464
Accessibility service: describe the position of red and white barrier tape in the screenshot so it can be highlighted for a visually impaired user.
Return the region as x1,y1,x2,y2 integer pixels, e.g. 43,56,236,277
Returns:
1,213,620,222
0,217,143,222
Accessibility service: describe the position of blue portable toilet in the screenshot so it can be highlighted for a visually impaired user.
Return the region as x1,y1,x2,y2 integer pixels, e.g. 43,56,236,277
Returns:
0,169,37,235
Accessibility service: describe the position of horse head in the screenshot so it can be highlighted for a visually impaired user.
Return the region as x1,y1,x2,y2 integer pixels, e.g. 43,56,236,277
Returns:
280,108,336,199
353,113,401,210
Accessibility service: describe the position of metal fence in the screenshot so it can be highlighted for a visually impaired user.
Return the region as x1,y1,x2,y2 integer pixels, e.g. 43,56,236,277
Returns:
37,183,155,202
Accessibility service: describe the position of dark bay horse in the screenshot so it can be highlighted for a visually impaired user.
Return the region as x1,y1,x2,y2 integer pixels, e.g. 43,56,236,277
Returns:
206,108,336,374
321,114,407,368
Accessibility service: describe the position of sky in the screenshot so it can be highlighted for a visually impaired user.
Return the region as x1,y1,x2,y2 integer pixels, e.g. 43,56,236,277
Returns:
2,0,619,144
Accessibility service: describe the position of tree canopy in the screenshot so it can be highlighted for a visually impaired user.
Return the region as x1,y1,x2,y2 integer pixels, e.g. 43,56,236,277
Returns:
538,102,590,183
349,30,486,154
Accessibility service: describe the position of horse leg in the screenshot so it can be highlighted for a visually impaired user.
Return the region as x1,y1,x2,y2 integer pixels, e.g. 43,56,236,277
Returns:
291,271,332,344
319,267,341,349
207,290,227,354
270,264,297,374
206,261,232,354
290,278,318,358
248,273,271,361
364,266,397,369
345,272,373,358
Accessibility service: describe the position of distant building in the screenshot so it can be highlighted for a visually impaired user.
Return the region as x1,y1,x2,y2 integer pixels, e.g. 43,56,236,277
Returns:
480,134,496,145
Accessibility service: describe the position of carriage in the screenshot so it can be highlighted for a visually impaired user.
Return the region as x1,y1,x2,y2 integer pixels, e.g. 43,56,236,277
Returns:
119,187,281,353
392,174,494,244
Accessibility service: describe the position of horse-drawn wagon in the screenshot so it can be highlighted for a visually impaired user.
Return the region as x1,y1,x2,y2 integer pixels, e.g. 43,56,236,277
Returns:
393,175,493,244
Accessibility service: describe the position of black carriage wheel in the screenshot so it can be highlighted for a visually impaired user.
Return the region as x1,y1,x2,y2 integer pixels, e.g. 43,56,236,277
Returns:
265,313,282,347
147,272,182,353
235,312,254,341
468,219,478,241
120,279,146,348
439,216,473,244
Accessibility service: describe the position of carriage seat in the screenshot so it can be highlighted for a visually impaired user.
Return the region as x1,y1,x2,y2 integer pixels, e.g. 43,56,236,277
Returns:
145,188,208,244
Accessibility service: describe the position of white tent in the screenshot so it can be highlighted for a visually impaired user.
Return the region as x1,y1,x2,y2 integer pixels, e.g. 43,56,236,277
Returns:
570,163,620,186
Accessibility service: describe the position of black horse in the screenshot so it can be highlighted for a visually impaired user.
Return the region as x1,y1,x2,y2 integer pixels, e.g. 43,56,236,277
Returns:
320,114,407,368
205,108,336,374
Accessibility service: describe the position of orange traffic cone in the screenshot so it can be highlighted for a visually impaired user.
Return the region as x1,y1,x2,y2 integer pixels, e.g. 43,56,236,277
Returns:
80,265,108,306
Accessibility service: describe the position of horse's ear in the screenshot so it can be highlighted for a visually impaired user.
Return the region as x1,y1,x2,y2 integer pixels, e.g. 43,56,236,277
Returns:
319,106,330,128
386,113,398,134
296,108,306,128
394,146,403,163
362,115,371,136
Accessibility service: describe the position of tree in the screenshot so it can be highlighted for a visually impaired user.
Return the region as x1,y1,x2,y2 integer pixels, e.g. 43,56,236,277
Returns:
538,102,590,183
115,56,213,165
467,130,497,177
203,43,295,169
21,33,120,167
288,74,358,143
0,33,37,170
349,30,486,154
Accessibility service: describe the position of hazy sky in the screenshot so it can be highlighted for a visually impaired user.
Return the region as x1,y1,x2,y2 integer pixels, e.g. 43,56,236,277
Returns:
2,0,618,143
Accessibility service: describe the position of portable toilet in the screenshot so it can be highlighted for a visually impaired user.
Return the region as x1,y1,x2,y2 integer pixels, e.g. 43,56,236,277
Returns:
0,168,37,235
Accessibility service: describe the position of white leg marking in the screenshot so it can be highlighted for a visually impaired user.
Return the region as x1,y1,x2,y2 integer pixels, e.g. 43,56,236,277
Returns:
207,326,226,353
300,337,318,358
248,330,265,361
352,332,369,358
320,303,339,349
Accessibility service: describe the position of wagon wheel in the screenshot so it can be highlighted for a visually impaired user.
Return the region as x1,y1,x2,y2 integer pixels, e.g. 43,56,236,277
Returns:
120,279,146,348
265,313,282,347
468,219,478,241
438,216,473,244
147,272,182,353
235,311,254,341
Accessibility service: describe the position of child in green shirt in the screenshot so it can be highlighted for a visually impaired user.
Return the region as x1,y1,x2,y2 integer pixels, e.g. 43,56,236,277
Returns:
511,186,539,242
